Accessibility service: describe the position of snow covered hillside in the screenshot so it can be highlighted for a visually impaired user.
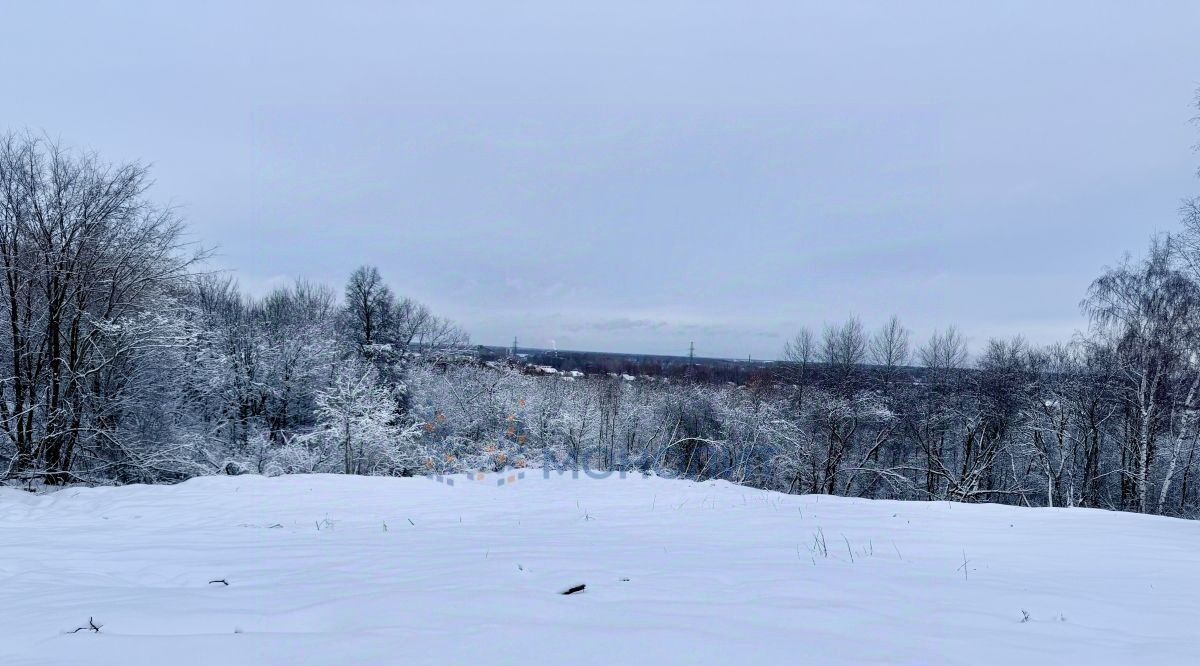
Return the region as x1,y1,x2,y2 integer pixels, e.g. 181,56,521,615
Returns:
1,472,1197,665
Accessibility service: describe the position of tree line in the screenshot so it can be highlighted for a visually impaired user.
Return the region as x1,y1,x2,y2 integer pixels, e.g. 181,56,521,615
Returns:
3,105,1200,519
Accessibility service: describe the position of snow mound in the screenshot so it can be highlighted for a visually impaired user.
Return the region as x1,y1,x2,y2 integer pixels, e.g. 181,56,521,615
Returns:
1,472,1197,664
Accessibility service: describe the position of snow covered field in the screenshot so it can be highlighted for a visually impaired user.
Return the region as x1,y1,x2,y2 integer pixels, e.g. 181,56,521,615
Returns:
1,472,1197,665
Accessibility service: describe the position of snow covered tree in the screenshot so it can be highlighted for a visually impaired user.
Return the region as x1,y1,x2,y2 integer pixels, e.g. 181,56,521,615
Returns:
314,359,419,475
1085,238,1200,512
0,132,197,483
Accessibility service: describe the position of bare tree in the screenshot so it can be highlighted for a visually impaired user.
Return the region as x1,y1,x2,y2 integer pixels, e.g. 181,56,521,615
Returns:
1085,237,1200,512
0,132,197,482
870,315,910,387
918,326,969,372
779,327,815,404
393,297,470,354
822,317,867,392
342,265,394,347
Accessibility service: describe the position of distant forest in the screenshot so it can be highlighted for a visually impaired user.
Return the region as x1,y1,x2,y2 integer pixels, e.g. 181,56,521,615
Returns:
475,345,777,384
3,90,1200,518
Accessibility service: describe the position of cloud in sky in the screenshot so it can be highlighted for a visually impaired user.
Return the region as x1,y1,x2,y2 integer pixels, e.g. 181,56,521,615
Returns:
2,1,1198,358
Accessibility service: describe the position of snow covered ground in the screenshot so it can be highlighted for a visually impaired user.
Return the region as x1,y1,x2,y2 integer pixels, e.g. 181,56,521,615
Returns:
1,472,1197,665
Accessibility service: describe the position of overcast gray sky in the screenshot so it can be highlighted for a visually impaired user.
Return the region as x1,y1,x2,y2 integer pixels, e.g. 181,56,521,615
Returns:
3,1,1198,359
